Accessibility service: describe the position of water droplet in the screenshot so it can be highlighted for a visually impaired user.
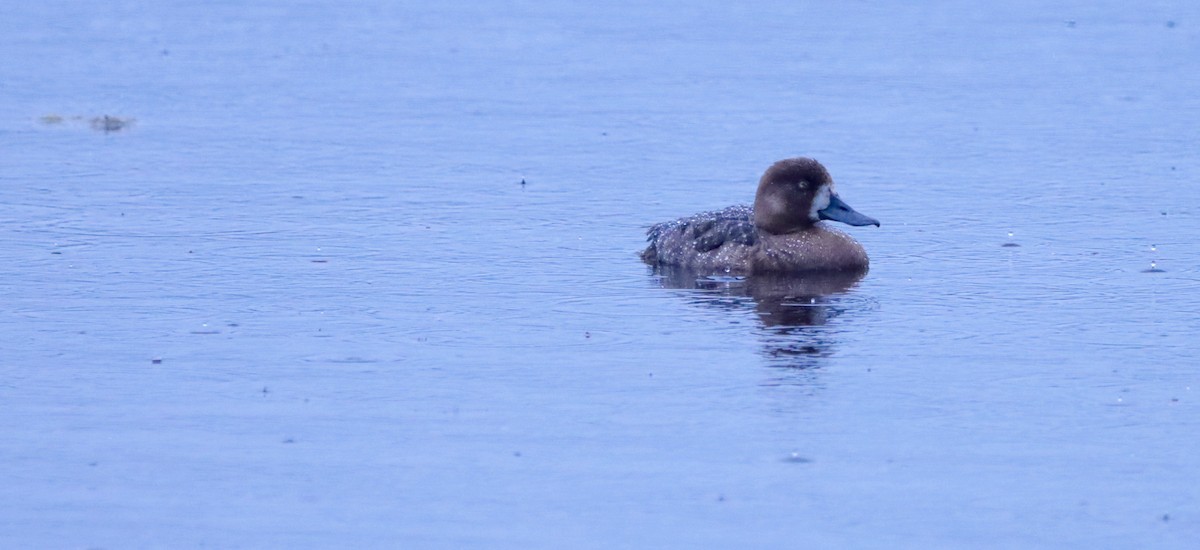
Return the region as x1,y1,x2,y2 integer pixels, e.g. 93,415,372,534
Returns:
1002,231,1020,247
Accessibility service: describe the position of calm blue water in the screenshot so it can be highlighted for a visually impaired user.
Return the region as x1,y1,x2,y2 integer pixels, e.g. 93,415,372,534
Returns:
3,1,1199,548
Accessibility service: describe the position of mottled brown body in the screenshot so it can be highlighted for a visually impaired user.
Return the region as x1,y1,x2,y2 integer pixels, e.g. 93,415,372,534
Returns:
641,158,876,274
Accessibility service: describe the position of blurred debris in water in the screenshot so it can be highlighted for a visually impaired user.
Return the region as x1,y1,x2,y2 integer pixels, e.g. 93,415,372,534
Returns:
36,114,135,133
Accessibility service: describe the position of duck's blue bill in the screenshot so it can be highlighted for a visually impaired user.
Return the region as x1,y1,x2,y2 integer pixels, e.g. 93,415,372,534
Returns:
819,194,880,227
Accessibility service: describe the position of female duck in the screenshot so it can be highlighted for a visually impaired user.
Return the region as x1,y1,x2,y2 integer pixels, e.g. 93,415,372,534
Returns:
641,157,879,274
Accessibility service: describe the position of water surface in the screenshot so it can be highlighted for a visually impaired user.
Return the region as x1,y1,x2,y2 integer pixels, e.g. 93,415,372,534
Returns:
2,1,1199,548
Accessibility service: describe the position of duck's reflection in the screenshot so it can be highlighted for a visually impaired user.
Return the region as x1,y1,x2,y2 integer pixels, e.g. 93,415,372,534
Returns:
649,266,869,372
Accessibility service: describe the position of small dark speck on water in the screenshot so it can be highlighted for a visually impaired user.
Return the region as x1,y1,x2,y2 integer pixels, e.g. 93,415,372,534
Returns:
783,453,813,464
262,387,270,395
283,438,295,444
513,451,522,457
1162,513,1171,522
1066,20,1077,27
717,494,726,502
89,462,98,467
1001,243,1020,248
584,332,591,339
520,179,526,186
51,251,61,254
151,358,162,364
311,259,328,263
1166,21,1176,28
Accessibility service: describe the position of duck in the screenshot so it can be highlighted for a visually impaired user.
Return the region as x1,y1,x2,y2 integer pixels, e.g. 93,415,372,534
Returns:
641,157,879,274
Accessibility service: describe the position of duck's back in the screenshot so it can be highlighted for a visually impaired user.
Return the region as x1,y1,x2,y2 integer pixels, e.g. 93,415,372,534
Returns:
641,205,758,272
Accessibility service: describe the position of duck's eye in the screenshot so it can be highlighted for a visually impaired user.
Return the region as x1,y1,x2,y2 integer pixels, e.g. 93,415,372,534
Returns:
795,181,808,190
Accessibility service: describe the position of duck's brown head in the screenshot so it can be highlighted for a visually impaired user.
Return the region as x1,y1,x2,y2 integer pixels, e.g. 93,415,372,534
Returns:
752,157,879,234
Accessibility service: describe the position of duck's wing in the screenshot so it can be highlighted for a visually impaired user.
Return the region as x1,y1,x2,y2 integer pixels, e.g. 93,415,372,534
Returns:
685,205,757,252
643,205,756,264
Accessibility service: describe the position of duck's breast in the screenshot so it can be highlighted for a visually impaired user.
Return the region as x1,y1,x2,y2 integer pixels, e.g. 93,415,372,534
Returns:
751,225,869,273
